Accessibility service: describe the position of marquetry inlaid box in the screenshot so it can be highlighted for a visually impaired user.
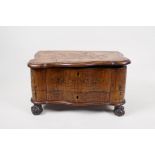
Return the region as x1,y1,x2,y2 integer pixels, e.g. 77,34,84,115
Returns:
28,51,131,116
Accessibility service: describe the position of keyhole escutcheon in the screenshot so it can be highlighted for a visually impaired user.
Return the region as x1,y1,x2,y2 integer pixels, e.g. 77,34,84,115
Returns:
77,72,80,77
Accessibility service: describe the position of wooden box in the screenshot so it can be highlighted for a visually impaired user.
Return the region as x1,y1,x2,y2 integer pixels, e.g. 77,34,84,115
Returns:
28,51,131,116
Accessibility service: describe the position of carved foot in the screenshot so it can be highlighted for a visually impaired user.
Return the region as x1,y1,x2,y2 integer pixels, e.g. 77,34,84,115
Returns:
114,105,125,116
31,104,43,115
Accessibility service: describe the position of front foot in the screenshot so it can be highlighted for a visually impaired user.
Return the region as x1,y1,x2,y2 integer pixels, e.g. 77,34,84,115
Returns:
114,105,125,116
31,104,43,115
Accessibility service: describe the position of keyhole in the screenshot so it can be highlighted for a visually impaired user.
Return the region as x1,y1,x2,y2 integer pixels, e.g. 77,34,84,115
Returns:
77,72,80,77
76,96,79,99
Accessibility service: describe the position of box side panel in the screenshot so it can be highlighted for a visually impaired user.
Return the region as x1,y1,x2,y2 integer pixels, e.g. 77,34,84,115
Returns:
110,66,127,105
31,69,47,102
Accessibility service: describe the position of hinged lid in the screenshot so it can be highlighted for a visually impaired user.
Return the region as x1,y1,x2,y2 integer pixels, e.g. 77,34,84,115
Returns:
28,51,131,68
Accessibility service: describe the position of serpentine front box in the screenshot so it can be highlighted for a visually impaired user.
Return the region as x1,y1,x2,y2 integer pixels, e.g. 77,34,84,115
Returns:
28,51,131,116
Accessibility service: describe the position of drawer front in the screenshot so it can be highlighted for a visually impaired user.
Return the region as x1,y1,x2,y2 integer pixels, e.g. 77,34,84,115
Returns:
46,68,111,105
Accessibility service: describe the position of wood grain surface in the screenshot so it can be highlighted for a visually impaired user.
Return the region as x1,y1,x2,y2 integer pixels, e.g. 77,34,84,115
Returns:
28,51,131,68
29,51,130,107
31,66,127,106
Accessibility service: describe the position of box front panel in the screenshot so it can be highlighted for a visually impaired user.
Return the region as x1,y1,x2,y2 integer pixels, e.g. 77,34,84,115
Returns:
46,68,111,105
31,67,127,105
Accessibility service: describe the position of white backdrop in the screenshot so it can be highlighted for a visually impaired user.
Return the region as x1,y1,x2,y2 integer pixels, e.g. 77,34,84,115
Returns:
0,26,155,128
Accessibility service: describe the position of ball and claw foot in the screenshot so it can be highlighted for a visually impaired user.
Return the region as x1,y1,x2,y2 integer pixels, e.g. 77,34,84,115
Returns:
31,104,43,115
114,105,125,116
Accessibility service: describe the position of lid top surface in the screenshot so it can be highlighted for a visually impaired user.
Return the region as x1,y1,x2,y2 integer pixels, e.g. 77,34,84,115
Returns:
28,51,131,68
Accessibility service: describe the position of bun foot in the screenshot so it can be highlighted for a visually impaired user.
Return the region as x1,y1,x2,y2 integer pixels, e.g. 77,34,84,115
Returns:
31,104,43,115
114,105,125,116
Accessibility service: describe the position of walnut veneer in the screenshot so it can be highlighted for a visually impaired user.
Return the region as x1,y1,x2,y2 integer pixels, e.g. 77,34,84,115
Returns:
28,51,131,116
